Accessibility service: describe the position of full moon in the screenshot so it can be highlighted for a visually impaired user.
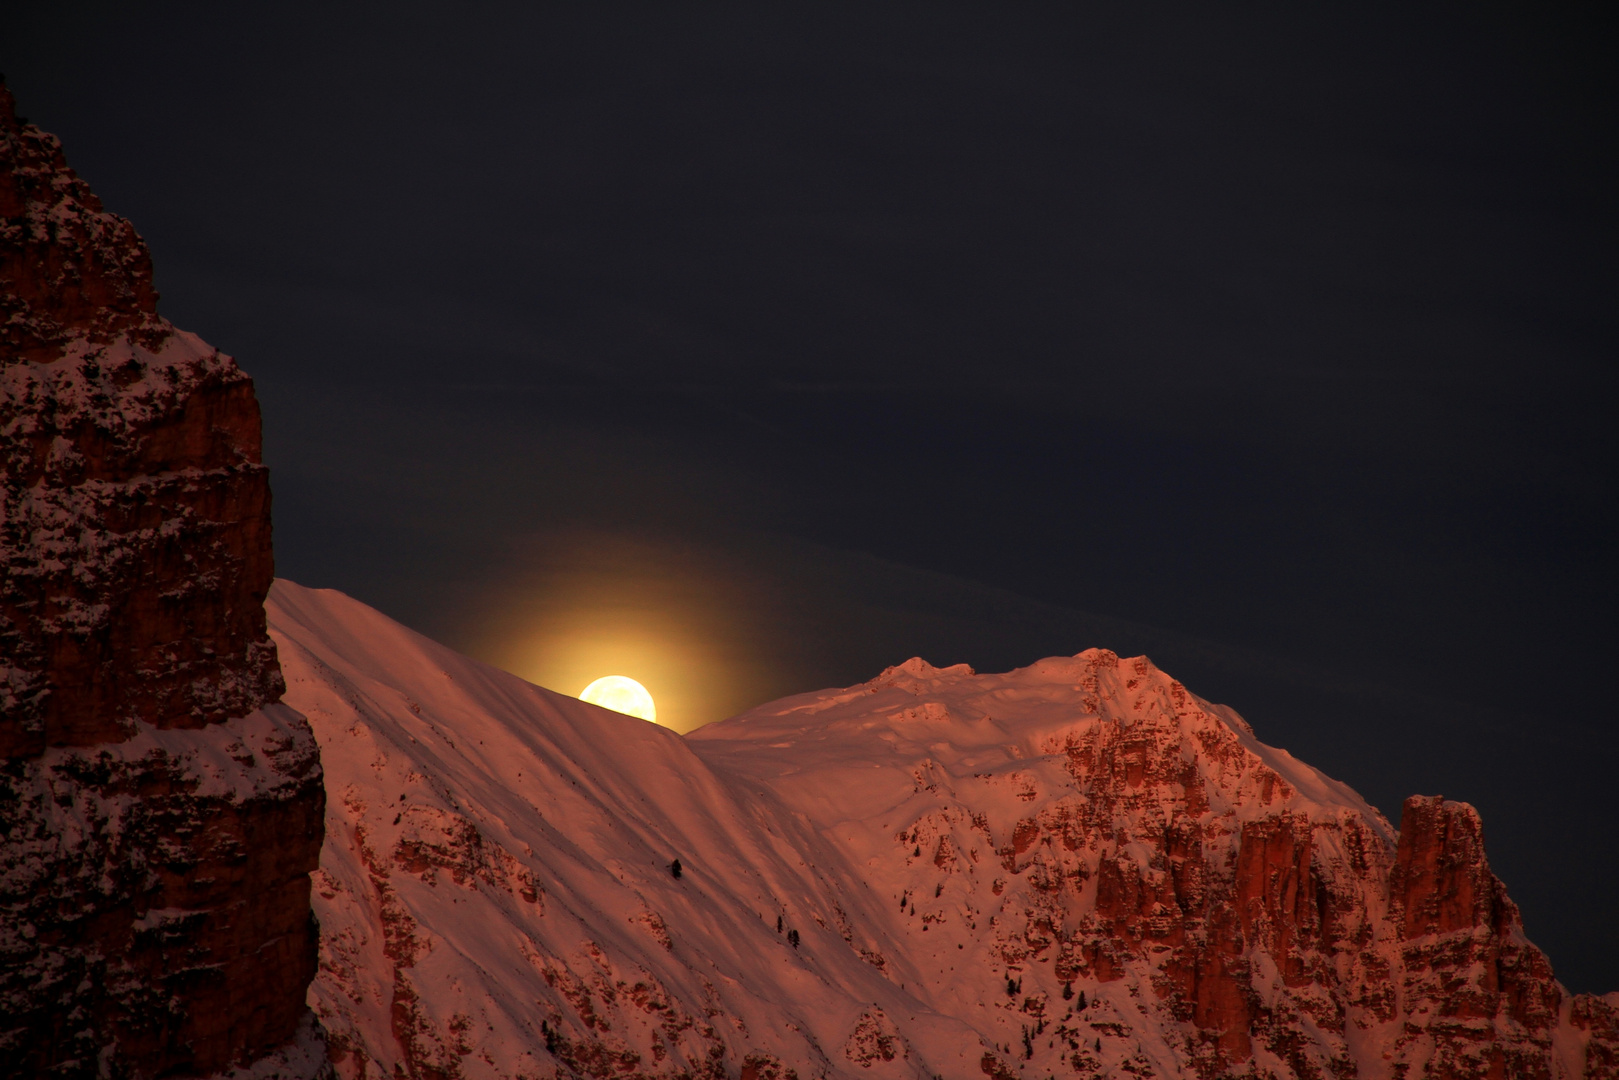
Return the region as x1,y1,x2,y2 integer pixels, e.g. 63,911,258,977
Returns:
579,675,657,724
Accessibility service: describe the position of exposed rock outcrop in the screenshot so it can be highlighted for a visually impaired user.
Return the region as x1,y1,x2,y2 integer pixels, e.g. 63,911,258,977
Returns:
1389,795,1569,1079
0,79,327,1079
701,652,1619,1080
0,79,280,756
0,83,160,364
1,708,326,1077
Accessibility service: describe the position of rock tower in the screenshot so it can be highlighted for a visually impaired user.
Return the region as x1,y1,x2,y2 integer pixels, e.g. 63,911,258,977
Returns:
0,79,327,1079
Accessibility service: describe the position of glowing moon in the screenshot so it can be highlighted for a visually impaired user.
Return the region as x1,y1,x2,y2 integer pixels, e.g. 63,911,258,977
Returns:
579,675,657,723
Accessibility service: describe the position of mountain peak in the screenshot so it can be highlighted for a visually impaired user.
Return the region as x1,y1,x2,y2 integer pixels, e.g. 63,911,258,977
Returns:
268,581,1618,1079
878,656,978,684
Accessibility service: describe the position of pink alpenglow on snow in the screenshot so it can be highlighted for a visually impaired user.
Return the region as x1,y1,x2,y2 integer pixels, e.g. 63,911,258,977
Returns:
269,580,1616,1080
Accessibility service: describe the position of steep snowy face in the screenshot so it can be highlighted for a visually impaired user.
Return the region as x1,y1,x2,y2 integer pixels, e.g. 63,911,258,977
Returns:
274,584,1615,1080
692,653,1403,1078
1,83,323,1080
270,581,989,1080
695,655,1612,1080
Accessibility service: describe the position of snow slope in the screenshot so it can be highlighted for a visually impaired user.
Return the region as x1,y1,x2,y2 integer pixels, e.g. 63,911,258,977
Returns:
269,580,983,1079
267,581,1614,1080
690,656,1400,1079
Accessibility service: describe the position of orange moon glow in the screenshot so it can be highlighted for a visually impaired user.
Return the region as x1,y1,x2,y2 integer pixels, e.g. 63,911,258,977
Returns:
579,675,657,724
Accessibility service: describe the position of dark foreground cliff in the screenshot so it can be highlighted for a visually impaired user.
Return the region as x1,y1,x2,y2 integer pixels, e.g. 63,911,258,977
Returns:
0,79,328,1078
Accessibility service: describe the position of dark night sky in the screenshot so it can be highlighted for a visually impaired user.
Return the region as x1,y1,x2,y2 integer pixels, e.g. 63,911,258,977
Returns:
7,2,1616,990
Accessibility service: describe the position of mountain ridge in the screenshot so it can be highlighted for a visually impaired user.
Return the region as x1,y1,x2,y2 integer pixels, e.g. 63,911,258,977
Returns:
268,578,1617,1080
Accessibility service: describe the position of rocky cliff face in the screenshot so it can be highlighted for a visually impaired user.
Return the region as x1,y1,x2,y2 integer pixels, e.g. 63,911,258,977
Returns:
266,580,1617,1080
0,80,327,1079
1388,795,1567,1078
0,79,281,755
701,652,1618,1080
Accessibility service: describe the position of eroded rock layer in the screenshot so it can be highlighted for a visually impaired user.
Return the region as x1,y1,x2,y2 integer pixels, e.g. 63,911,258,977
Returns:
0,81,327,1079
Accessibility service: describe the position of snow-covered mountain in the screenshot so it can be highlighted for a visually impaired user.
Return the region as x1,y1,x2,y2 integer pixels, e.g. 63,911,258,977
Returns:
267,580,1617,1080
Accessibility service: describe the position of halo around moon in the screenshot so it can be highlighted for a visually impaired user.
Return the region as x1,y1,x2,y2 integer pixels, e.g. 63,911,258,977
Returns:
579,675,657,724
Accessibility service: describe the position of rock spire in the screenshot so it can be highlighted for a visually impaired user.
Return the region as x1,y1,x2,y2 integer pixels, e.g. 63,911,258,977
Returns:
0,78,327,1079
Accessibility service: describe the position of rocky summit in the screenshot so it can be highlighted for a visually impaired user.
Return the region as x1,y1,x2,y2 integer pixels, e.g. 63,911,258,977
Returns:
0,81,327,1079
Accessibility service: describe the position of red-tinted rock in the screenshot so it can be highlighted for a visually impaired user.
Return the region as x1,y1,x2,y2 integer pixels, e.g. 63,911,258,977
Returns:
1392,794,1507,940
1233,811,1320,984
1388,795,1566,1079
819,652,1603,1079
0,80,161,362
1,709,326,1077
1,81,280,758
1571,994,1619,1080
0,79,326,1079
